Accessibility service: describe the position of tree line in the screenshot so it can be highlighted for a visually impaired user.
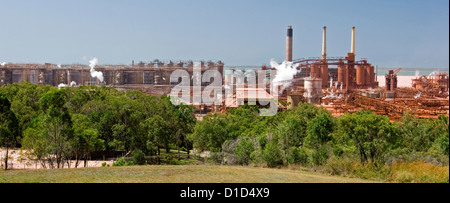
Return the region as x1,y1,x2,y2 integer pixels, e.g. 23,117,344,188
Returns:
0,82,195,169
190,101,449,170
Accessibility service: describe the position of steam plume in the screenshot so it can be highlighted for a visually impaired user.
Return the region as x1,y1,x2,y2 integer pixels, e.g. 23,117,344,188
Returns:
89,57,104,82
270,59,301,90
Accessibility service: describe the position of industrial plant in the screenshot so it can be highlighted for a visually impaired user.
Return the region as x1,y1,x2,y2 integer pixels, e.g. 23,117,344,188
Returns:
0,26,448,120
278,26,449,120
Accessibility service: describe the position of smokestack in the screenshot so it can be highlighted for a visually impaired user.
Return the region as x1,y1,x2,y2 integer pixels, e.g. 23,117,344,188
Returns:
322,26,327,60
351,26,356,54
286,26,293,62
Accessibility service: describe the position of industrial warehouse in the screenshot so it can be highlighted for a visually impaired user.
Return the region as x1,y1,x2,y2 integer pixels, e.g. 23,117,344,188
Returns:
0,26,448,120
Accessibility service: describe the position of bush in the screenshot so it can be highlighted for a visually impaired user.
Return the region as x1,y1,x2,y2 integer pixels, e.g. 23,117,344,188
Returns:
311,146,329,166
263,142,283,168
288,146,308,165
250,149,264,164
324,156,356,176
113,157,133,167
113,157,126,166
333,146,344,157
131,149,146,165
208,152,224,165
234,137,255,165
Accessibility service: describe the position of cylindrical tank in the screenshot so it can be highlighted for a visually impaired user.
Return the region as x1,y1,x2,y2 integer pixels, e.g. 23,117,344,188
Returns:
304,77,322,104
310,63,319,78
356,65,366,86
366,65,374,87
338,64,346,86
320,64,328,88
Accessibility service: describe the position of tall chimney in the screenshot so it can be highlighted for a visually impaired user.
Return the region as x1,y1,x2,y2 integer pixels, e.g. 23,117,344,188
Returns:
322,26,327,60
351,26,356,54
286,26,293,62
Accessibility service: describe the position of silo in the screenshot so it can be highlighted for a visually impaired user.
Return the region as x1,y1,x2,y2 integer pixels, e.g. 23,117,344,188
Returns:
304,77,322,104
356,65,366,86
310,63,319,78
320,64,328,88
338,64,346,87
366,65,374,87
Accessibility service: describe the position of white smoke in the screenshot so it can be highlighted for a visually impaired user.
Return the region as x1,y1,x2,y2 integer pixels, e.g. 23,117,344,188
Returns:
270,59,301,90
57,64,62,68
1,62,6,66
58,83,68,89
70,81,77,87
89,57,104,82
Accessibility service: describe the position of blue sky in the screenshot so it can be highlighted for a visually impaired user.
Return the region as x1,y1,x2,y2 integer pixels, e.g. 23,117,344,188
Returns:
0,0,448,68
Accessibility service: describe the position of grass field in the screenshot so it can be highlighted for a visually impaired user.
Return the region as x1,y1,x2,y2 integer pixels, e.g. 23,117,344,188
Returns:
0,165,376,183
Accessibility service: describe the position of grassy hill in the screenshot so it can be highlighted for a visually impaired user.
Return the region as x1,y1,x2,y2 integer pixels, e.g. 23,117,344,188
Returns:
0,165,375,183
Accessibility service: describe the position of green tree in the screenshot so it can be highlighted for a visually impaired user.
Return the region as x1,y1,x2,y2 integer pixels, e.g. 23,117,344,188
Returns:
189,113,229,152
71,114,104,167
141,115,171,164
38,89,74,168
432,115,449,155
0,82,52,141
131,149,146,165
307,113,334,146
396,112,436,153
0,91,19,170
338,111,394,164
22,117,48,168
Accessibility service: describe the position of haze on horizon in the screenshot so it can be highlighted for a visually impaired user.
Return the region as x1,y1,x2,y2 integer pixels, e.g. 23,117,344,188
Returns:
0,0,448,69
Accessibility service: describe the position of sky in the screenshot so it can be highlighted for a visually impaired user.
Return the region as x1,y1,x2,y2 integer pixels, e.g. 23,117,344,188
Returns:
0,0,448,68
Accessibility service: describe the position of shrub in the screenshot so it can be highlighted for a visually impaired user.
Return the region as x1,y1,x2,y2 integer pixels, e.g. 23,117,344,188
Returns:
263,142,283,168
311,146,329,166
113,157,133,167
131,149,146,165
288,146,308,165
208,152,224,165
324,156,356,176
113,157,126,167
235,137,255,165
333,146,344,157
250,149,264,164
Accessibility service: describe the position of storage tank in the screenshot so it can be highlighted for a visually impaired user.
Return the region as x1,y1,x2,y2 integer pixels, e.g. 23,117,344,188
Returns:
320,64,328,88
338,64,346,86
304,77,322,104
356,65,366,86
310,63,319,78
366,65,374,87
